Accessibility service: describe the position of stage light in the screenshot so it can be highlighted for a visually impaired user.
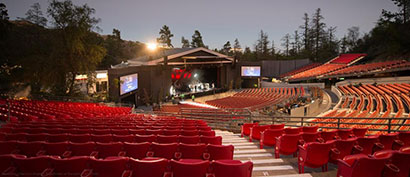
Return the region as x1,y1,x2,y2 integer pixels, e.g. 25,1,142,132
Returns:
194,73,198,78
147,43,157,51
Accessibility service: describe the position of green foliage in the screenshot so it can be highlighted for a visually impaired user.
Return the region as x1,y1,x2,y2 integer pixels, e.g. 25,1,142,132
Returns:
181,36,190,48
191,30,205,48
157,25,174,48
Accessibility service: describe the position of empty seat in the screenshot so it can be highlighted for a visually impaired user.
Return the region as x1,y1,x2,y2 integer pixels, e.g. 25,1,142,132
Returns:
95,142,124,159
205,144,234,160
181,130,199,136
260,129,283,149
354,136,383,155
163,130,181,136
156,135,179,144
275,134,302,158
48,133,69,142
170,159,210,177
302,126,319,133
337,129,353,140
129,158,169,177
241,122,258,137
0,154,26,173
300,132,322,144
336,154,389,177
198,130,215,136
148,143,178,159
91,134,113,143
298,142,334,173
14,156,54,177
146,129,163,135
123,142,151,160
352,127,368,137
51,156,93,177
5,133,27,141
374,150,410,177
69,134,91,143
87,156,129,177
270,124,285,130
200,136,222,145
320,130,338,142
135,135,156,143
113,134,135,142
92,129,111,135
17,141,44,157
26,133,49,142
250,125,270,142
129,129,146,135
111,129,129,135
43,142,69,156
179,136,200,144
378,133,398,150
0,140,18,155
177,143,206,159
283,127,302,134
67,142,96,157
210,160,253,177
329,138,357,163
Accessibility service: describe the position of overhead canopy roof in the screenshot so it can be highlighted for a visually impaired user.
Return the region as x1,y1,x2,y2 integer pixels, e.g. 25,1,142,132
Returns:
112,47,234,68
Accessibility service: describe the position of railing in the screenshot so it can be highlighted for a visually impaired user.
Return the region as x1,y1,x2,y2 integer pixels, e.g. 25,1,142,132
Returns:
153,108,410,134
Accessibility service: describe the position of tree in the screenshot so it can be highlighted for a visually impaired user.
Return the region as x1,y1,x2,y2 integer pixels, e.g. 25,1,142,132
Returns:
255,30,270,59
233,38,241,58
270,40,276,57
0,3,8,20
340,36,348,53
281,33,291,56
311,8,326,60
222,41,231,55
346,26,360,51
47,0,106,95
181,36,190,48
382,0,410,23
156,25,174,48
291,30,301,55
24,3,47,26
300,13,311,53
191,30,205,47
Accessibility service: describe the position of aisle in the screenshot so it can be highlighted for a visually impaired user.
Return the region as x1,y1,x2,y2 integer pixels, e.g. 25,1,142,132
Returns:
215,130,312,177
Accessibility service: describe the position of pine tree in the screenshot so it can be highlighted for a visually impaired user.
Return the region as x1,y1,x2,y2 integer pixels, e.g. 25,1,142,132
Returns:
23,3,48,26
181,37,190,48
255,30,270,59
281,34,291,56
311,8,326,60
222,41,231,55
191,30,205,47
156,25,174,48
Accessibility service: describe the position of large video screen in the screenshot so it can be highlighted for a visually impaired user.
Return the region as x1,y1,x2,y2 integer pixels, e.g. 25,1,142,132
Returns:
241,66,261,77
120,73,138,95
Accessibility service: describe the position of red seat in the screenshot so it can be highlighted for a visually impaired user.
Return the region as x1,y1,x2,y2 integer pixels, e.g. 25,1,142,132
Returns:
337,129,353,140
300,132,322,144
378,133,398,150
329,138,357,163
14,156,54,177
275,134,302,158
205,144,234,160
374,150,410,177
5,133,27,141
129,158,169,177
148,143,178,159
270,124,285,130
69,134,91,143
146,129,163,135
26,133,49,142
181,130,199,136
51,156,92,177
170,159,210,177
48,133,69,142
241,122,258,137
17,141,44,157
200,136,222,145
397,132,410,146
111,129,129,135
177,143,206,159
43,142,69,156
179,136,200,144
260,129,283,149
129,129,146,135
198,130,215,136
123,142,151,160
337,154,389,177
0,154,25,173
156,135,179,144
135,135,157,143
352,127,368,137
210,160,253,177
320,130,339,142
399,146,410,153
302,126,318,133
92,129,111,135
95,142,124,159
113,135,136,143
91,134,113,143
87,156,129,177
250,125,270,141
163,130,181,136
283,127,302,134
298,141,334,173
0,140,18,155
68,142,96,157
354,136,383,155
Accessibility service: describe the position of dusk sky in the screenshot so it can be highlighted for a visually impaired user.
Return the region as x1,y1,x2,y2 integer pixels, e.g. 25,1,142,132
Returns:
3,0,399,50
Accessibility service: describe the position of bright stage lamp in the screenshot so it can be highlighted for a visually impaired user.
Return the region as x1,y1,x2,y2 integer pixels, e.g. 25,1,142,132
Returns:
147,43,157,51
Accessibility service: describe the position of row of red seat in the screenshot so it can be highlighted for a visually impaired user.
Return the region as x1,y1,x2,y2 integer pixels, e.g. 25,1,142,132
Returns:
324,60,407,77
0,155,252,177
1,126,212,133
0,133,221,144
280,63,322,78
0,141,232,160
290,63,347,80
336,147,410,177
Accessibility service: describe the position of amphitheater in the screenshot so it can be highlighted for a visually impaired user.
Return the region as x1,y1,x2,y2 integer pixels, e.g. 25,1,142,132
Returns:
1,54,410,177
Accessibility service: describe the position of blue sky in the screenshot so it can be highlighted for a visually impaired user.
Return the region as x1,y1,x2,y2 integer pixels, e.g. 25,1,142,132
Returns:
3,0,399,50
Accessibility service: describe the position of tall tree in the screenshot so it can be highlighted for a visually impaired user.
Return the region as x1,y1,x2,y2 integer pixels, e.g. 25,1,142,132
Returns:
233,38,241,58
311,8,326,60
340,36,348,53
222,41,231,55
181,36,190,48
47,0,106,95
346,26,360,51
281,33,291,56
255,30,270,59
191,30,205,47
270,40,276,57
0,3,9,20
382,0,410,23
156,25,174,48
291,30,301,54
23,3,48,26
300,13,311,53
